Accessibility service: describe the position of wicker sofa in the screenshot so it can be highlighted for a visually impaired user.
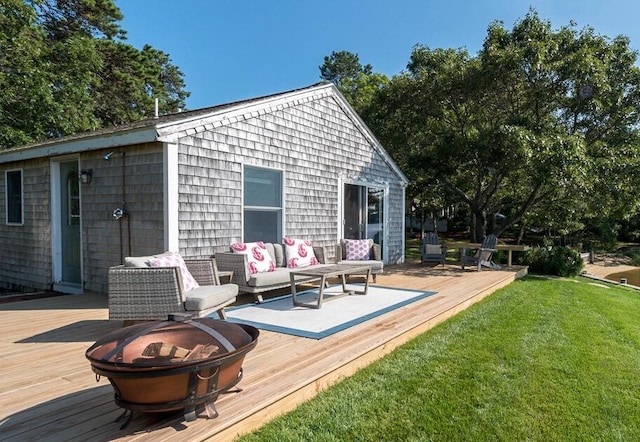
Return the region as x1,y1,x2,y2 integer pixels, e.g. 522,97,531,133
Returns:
215,242,330,303
336,239,384,282
108,257,238,322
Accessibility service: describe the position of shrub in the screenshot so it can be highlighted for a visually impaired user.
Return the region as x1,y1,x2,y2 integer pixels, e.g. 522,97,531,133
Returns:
522,244,584,276
622,250,640,266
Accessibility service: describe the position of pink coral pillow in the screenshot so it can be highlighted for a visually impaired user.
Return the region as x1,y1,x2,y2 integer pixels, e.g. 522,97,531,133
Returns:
283,238,318,268
230,241,276,275
344,239,371,260
148,251,200,292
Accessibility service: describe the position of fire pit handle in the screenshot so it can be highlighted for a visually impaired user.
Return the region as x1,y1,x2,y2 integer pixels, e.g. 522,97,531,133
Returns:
186,320,250,352
99,320,172,364
197,367,220,380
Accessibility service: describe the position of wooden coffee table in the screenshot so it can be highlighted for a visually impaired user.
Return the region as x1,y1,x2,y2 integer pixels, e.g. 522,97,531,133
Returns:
289,264,372,309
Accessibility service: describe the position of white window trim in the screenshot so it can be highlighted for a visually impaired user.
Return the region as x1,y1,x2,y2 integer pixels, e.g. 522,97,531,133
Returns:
241,164,285,242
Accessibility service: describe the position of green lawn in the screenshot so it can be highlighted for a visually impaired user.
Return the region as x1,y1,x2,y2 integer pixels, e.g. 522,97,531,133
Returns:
406,236,422,261
237,276,640,441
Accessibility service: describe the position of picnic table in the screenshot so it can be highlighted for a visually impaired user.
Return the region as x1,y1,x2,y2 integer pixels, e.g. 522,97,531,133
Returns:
445,242,529,267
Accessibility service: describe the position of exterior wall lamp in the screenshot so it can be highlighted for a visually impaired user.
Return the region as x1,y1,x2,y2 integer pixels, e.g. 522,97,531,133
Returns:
80,169,93,184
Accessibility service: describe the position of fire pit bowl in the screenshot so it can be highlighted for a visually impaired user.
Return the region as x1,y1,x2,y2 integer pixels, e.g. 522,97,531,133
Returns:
86,316,259,427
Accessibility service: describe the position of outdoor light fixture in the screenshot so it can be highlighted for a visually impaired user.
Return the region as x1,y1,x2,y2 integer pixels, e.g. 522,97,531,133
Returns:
103,151,114,160
80,169,93,184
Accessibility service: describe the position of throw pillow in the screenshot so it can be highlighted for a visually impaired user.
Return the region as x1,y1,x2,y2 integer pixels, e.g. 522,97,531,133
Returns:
425,244,443,255
283,238,319,268
230,241,276,275
344,239,371,260
148,251,200,293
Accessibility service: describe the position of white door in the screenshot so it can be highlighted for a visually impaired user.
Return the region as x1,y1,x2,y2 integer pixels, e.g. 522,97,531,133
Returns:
52,159,83,293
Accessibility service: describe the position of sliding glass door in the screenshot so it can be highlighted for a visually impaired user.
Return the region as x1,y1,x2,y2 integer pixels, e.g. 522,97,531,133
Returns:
343,183,385,248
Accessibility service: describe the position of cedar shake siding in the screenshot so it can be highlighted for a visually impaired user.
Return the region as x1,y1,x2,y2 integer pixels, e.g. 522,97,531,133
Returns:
0,83,408,295
175,94,405,264
79,145,166,293
0,158,52,291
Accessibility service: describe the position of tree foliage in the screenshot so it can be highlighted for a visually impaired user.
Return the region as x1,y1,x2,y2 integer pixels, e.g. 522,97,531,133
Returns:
326,11,640,243
0,0,189,149
319,50,389,116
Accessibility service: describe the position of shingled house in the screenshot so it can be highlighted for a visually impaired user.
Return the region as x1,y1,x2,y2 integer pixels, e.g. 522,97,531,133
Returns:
0,83,408,295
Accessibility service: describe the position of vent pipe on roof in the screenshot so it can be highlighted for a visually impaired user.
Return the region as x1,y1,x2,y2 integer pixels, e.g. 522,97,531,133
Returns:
154,98,159,119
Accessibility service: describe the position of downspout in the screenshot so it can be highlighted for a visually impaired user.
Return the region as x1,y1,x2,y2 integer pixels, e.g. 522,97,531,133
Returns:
104,150,129,263
122,152,130,259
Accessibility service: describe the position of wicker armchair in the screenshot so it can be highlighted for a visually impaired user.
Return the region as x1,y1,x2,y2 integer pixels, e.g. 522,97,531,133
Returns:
108,258,237,322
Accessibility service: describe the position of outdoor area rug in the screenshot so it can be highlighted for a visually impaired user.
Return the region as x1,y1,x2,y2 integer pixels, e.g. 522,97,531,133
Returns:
224,284,436,339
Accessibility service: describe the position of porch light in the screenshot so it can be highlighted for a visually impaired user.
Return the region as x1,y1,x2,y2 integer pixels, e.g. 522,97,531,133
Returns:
80,169,93,184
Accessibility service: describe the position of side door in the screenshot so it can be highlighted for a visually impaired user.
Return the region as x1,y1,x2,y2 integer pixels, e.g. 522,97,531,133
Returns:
53,160,82,290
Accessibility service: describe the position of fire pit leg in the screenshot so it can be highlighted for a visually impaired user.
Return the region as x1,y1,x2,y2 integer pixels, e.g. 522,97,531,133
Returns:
184,406,197,422
204,400,219,419
115,408,134,430
183,370,202,422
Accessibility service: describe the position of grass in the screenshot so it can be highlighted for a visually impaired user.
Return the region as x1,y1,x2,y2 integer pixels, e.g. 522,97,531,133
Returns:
237,276,640,441
406,237,422,261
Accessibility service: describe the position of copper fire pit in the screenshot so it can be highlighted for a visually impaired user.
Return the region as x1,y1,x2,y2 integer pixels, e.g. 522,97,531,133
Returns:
86,316,259,428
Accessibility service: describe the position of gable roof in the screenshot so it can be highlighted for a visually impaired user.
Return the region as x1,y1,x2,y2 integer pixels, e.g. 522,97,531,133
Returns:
0,83,408,184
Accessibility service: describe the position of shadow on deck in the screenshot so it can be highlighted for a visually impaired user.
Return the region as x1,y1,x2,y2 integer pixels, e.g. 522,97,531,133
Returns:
0,262,527,441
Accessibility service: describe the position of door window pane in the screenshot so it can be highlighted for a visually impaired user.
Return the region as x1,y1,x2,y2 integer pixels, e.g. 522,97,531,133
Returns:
68,172,80,226
343,183,385,252
367,187,384,245
343,184,363,239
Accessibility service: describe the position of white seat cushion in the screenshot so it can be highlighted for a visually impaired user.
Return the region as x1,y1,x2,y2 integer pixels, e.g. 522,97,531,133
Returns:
339,260,384,272
184,284,238,311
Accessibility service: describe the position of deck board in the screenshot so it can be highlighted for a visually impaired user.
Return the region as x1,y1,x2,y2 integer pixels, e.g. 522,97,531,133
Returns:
0,262,527,441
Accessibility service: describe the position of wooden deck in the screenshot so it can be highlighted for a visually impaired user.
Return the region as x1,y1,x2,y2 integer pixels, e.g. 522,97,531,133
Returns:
1,262,527,441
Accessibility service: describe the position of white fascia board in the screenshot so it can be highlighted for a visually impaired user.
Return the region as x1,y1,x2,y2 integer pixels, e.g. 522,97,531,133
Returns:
155,84,335,142
0,127,158,163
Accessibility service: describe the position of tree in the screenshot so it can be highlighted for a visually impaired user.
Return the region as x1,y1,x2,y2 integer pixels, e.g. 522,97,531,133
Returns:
319,50,388,116
32,0,125,39
0,0,189,149
0,0,56,147
370,11,640,242
320,50,372,84
92,41,188,126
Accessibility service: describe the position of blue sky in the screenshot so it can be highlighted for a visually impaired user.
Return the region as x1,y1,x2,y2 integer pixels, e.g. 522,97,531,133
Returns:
116,0,640,110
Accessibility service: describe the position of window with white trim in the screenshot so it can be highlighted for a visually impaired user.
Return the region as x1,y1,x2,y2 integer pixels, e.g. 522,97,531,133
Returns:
243,166,283,243
5,169,23,225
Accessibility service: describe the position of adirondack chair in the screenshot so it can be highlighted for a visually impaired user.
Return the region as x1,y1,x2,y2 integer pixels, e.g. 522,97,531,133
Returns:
421,232,446,266
461,234,501,271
